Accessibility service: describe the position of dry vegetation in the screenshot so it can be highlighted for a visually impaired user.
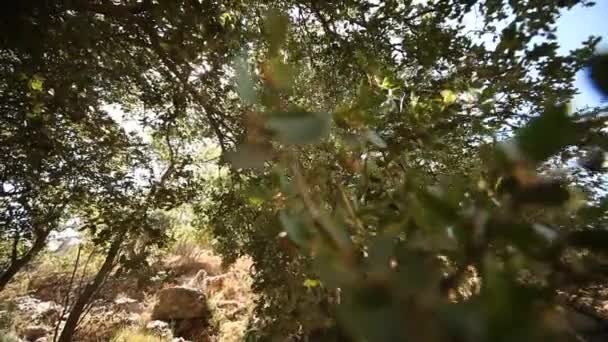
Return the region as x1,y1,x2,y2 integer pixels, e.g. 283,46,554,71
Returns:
0,240,256,342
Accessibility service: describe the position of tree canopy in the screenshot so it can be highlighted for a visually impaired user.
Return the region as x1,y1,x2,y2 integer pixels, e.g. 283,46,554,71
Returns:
1,0,608,341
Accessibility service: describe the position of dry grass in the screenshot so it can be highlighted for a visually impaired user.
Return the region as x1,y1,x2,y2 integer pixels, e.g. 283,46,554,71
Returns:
0,245,105,304
166,240,223,279
0,331,21,342
112,327,171,342
141,248,256,342
205,257,256,342
1,238,256,342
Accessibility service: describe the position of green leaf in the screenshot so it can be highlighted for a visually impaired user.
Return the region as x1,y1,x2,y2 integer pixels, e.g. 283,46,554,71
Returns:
365,129,387,148
515,105,578,162
234,54,256,105
568,229,608,253
225,144,271,169
366,236,394,271
504,223,550,254
29,75,44,92
219,12,233,26
338,287,406,341
267,57,294,91
266,111,330,145
303,278,321,288
417,187,460,223
590,53,608,97
380,76,399,90
440,89,457,105
314,247,357,288
159,42,170,51
511,179,570,207
264,9,289,56
279,211,312,247
248,196,264,206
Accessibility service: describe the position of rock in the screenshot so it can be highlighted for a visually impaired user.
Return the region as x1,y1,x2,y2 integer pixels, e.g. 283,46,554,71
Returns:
21,325,49,341
174,318,196,337
146,320,172,337
113,295,142,313
126,312,141,324
205,274,227,293
151,286,208,321
16,297,61,324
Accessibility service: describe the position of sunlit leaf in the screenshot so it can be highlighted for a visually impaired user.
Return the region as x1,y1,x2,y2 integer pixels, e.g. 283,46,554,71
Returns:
219,12,233,26
380,76,399,90
29,75,44,92
247,196,264,206
303,278,321,288
440,89,457,105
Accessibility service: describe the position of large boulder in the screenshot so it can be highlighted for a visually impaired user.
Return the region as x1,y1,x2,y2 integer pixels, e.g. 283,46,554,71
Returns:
151,286,208,321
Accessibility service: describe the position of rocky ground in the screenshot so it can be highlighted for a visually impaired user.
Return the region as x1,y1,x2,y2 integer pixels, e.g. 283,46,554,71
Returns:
0,244,255,342
4,245,608,342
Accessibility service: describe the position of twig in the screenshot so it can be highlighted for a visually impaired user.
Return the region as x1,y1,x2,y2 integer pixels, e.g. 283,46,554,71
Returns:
76,249,96,300
336,183,365,233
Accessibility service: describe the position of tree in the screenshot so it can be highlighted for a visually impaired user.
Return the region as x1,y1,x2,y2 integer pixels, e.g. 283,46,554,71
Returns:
202,0,608,340
0,0,233,289
2,0,608,341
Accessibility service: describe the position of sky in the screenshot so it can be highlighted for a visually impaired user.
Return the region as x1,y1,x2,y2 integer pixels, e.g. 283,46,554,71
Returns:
555,1,608,109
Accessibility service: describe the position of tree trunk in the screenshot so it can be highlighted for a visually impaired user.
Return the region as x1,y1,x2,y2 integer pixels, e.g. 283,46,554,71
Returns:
0,234,48,291
57,231,125,342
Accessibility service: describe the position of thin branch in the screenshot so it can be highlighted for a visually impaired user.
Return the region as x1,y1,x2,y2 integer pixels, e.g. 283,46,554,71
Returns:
53,245,82,342
139,19,233,153
336,183,365,233
76,249,96,299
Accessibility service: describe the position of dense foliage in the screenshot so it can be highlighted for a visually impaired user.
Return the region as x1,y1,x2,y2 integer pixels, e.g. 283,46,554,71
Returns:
1,0,608,341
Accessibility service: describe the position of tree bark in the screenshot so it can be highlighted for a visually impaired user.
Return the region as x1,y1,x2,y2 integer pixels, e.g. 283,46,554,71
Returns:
57,231,125,342
0,233,48,291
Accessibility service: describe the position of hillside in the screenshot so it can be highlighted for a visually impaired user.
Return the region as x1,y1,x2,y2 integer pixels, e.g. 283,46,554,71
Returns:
0,240,255,342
